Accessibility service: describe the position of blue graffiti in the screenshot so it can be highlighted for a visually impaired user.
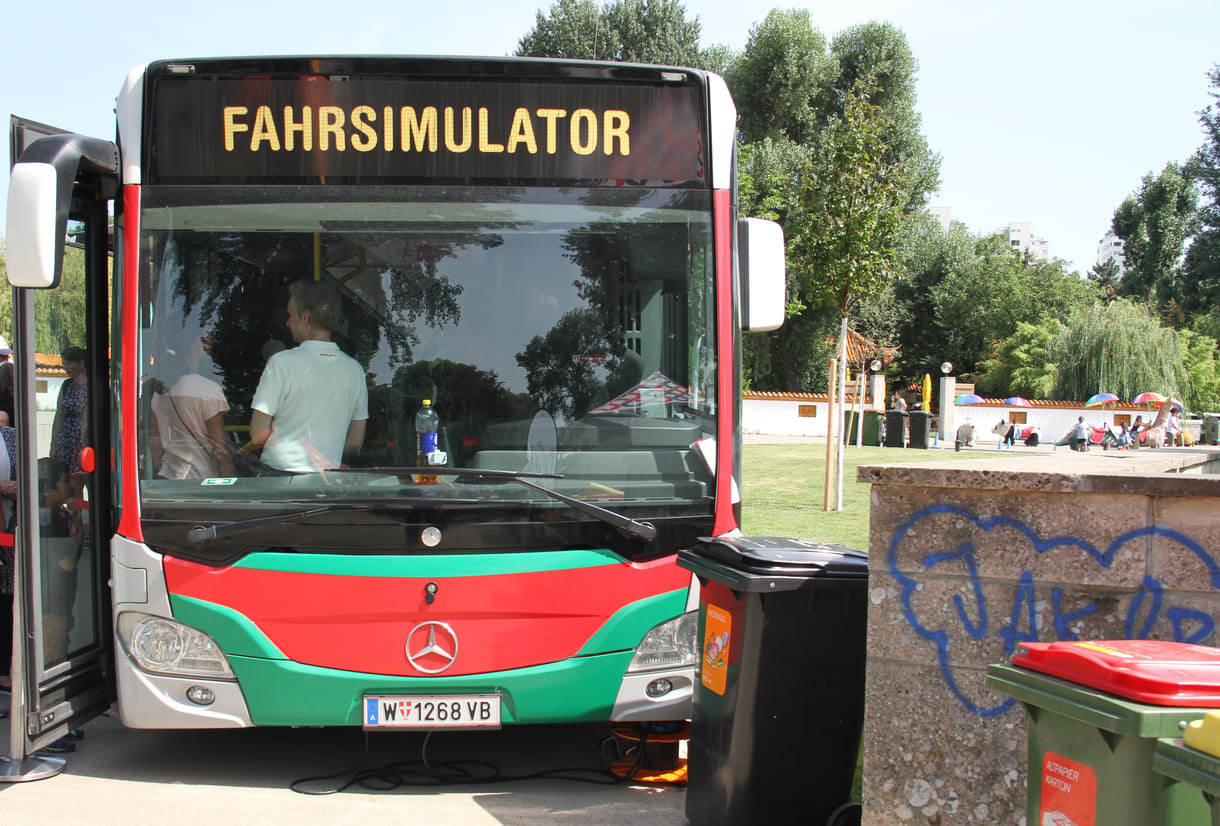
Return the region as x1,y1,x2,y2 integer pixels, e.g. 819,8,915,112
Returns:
887,504,1220,717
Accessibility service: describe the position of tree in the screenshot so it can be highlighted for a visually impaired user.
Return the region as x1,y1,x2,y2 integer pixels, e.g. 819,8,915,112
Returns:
929,235,1093,380
1112,161,1199,314
789,76,907,321
1051,300,1187,403
727,9,833,145
516,0,707,67
827,22,940,210
1194,64,1220,229
0,240,91,357
1183,64,1220,321
1179,328,1220,413
975,319,1063,400
1086,258,1122,303
890,222,1093,388
731,12,939,393
789,75,908,509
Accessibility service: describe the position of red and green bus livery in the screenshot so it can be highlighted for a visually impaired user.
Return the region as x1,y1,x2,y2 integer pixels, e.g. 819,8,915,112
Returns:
4,56,783,741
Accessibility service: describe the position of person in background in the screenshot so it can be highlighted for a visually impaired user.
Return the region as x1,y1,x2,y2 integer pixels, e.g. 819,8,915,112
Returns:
0,422,16,697
1073,416,1090,451
892,392,907,412
248,280,368,473
50,347,88,474
1166,408,1182,446
0,337,15,427
1130,415,1145,446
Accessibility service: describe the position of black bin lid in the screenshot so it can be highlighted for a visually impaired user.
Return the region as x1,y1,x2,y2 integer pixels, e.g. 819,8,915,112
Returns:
678,536,868,592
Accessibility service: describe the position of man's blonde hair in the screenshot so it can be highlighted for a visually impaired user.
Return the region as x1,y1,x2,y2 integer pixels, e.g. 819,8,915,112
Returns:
289,279,340,331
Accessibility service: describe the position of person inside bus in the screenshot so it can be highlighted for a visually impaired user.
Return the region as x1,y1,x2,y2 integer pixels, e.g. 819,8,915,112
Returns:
247,279,368,473
149,333,234,479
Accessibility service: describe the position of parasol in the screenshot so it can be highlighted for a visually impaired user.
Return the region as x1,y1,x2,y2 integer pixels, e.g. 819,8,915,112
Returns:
1004,396,1032,407
1085,393,1119,408
1132,392,1167,405
922,374,932,411
954,393,985,405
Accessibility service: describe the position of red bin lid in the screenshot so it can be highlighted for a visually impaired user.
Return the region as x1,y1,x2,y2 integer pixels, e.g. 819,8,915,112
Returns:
1012,640,1220,707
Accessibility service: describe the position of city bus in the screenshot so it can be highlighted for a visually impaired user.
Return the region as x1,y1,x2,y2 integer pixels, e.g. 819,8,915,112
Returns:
3,56,783,759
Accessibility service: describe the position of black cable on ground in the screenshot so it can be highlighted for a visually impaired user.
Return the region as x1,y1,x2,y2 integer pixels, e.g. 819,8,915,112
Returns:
290,729,652,795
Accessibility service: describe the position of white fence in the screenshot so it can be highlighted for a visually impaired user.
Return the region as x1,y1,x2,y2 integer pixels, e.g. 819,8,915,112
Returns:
742,394,1207,445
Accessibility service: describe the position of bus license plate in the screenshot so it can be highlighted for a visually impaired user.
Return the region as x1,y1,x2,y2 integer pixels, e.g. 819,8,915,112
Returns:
363,695,501,729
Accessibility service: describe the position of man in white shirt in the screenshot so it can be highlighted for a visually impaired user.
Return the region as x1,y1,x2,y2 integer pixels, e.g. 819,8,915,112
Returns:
1166,409,1181,446
249,280,368,473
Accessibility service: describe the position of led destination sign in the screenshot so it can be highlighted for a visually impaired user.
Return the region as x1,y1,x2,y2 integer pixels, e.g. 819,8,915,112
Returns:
147,73,708,186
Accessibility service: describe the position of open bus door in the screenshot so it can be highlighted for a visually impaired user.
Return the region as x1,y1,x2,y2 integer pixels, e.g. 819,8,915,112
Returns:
2,117,117,780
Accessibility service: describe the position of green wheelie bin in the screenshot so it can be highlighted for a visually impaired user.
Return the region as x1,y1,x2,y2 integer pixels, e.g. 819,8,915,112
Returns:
987,640,1220,826
1154,710,1220,825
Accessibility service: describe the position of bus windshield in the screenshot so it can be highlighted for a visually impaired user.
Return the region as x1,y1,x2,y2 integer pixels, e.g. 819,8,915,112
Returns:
137,184,718,557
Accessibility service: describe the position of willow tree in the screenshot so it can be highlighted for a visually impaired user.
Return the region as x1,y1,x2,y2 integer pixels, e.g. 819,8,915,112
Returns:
1052,300,1188,402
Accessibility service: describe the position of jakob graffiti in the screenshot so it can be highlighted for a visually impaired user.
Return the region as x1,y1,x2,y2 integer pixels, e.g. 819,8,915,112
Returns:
887,503,1220,716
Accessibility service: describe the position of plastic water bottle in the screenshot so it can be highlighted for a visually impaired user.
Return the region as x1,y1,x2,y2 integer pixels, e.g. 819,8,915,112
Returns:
415,399,439,484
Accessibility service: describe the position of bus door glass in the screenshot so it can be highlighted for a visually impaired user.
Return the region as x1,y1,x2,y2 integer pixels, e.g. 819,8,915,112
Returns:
13,193,115,752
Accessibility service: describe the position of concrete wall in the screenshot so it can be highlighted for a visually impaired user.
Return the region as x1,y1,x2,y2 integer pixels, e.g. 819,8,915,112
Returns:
857,449,1220,823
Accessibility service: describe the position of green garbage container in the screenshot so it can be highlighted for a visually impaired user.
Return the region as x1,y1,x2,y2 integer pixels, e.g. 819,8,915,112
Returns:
1155,736,1220,826
907,410,932,449
884,410,906,447
842,411,882,446
1204,415,1220,445
987,640,1220,826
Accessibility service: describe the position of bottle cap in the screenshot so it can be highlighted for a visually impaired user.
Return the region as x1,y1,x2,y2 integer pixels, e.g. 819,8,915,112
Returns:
423,399,431,405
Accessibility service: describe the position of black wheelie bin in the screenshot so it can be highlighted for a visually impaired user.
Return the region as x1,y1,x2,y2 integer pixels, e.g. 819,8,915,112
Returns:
678,537,869,826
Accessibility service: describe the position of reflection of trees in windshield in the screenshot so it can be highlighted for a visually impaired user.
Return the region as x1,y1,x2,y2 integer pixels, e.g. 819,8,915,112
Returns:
152,229,489,417
515,219,696,421
366,358,535,466
516,308,625,420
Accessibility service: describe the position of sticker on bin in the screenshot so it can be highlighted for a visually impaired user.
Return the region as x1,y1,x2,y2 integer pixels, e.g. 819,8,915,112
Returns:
701,603,731,696
1039,751,1096,826
1013,640,1220,706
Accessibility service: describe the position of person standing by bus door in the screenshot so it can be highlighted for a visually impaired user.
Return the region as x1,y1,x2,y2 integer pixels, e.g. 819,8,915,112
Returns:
0,422,17,696
247,280,368,473
0,337,15,428
50,347,89,474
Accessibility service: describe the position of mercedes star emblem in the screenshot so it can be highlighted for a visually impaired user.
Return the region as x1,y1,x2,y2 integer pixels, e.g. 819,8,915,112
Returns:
405,621,459,674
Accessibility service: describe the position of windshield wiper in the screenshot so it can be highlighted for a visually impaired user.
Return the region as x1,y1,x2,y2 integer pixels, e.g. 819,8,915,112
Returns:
186,504,373,546
340,466,658,543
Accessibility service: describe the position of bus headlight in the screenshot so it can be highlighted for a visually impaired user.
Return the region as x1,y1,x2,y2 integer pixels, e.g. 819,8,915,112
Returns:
117,611,236,680
627,610,698,672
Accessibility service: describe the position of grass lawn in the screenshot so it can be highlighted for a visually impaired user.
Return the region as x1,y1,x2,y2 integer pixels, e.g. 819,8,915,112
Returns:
739,442,1013,551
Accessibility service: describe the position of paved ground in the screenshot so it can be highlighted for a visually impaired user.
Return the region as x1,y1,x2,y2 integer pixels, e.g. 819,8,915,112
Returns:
0,704,687,825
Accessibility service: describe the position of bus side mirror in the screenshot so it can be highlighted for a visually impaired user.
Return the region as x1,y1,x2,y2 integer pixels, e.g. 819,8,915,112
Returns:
6,162,63,288
738,217,785,332
6,133,118,289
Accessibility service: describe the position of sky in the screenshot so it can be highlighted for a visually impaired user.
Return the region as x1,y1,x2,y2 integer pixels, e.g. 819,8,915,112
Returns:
2,0,1218,274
